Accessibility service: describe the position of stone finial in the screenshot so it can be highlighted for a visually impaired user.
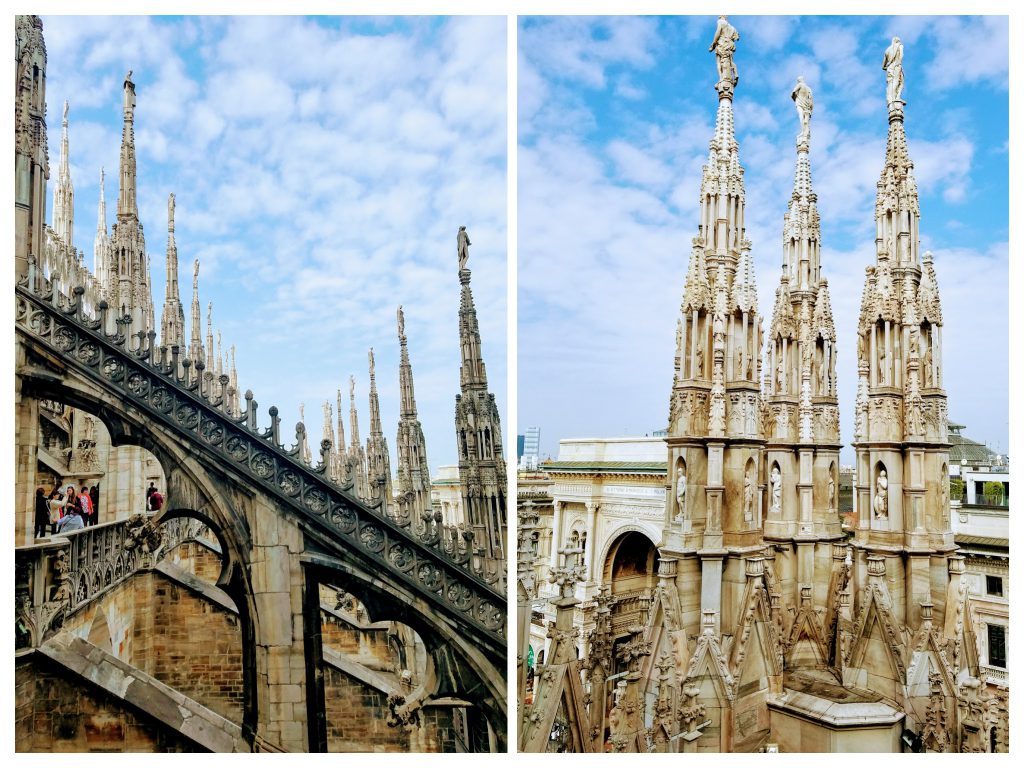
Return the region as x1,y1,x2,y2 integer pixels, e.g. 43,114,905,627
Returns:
397,304,405,338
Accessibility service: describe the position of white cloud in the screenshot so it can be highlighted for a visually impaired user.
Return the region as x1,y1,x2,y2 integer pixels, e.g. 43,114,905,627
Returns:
43,15,507,472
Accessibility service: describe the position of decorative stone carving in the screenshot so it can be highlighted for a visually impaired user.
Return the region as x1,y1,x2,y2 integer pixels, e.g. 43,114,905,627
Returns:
457,226,471,271
882,37,904,106
743,466,755,522
791,76,812,143
709,15,740,86
770,466,781,511
873,469,889,520
675,468,686,522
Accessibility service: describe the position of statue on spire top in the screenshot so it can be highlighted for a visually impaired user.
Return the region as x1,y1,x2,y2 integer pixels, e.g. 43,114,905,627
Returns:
709,16,740,87
457,226,471,271
883,36,904,107
397,305,405,337
791,76,813,143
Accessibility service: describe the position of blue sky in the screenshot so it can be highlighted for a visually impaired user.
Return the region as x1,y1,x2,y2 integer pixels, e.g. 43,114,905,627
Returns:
42,15,508,472
518,15,1009,463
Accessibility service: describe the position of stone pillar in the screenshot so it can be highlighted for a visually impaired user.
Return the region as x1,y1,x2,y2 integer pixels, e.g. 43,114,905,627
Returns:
249,496,309,751
549,501,563,570
585,502,599,581
14,390,39,546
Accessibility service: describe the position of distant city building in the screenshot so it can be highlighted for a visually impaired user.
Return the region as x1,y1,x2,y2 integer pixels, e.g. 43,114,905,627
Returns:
517,434,525,463
519,426,540,471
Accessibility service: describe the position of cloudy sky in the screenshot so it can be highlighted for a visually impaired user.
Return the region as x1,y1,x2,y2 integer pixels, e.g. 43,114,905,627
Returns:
42,15,507,472
518,15,1009,464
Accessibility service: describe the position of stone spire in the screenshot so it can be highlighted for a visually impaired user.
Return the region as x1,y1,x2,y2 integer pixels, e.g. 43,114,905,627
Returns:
662,15,763,643
454,229,506,574
763,76,841,551
107,70,151,340
394,305,433,524
51,99,73,249
852,35,952,635
365,347,394,514
348,375,369,501
205,301,214,374
117,71,138,220
189,259,204,370
457,232,488,392
229,344,239,417
94,168,110,288
160,193,186,350
336,389,346,459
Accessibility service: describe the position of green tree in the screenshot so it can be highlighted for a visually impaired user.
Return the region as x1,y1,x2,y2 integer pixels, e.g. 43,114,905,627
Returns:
949,478,965,501
983,481,1005,503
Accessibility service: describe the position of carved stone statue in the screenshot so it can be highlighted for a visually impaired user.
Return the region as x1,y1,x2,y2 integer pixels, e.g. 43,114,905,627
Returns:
397,304,405,337
709,15,740,86
878,340,887,384
368,347,375,377
922,344,933,388
873,469,889,520
770,466,781,511
882,37,904,106
457,226,471,270
791,76,813,141
694,347,704,378
828,474,836,512
675,468,687,521
776,357,784,393
193,259,200,292
743,469,754,522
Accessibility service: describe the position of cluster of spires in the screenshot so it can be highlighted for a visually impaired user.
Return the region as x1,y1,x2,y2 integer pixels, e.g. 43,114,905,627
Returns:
42,73,241,414
38,69,505,560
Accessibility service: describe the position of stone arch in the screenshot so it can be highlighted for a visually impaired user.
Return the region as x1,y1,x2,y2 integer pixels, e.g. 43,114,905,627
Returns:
304,558,506,752
602,529,659,596
17,372,264,746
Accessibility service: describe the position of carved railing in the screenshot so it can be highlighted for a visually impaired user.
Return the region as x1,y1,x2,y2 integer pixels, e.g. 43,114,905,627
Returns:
15,274,506,650
15,514,209,649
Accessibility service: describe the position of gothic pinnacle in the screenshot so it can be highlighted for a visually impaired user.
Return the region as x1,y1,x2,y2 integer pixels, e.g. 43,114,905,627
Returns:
52,98,74,248
117,70,138,220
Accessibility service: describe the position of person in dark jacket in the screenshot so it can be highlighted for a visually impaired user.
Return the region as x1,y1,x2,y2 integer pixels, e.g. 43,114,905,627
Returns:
34,487,49,538
89,484,99,524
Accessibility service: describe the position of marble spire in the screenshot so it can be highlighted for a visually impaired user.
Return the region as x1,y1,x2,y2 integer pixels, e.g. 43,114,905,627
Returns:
189,259,204,371
763,75,841,547
348,375,369,501
454,229,506,573
365,347,394,514
160,193,186,350
117,71,138,220
108,70,152,338
394,305,433,523
51,99,73,248
94,168,109,289
205,301,214,374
